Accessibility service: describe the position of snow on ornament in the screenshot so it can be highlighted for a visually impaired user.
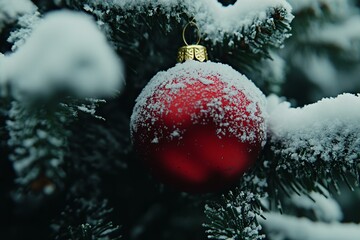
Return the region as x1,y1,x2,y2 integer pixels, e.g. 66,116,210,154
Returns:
130,22,267,193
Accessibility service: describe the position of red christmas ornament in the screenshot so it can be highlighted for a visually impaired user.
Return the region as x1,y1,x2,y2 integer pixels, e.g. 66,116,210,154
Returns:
130,60,267,193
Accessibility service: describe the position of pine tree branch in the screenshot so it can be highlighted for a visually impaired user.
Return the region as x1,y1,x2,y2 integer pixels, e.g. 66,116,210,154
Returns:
52,198,122,240
56,0,293,88
204,190,265,240
7,100,70,194
204,93,360,240
266,94,360,199
6,97,104,194
52,113,122,240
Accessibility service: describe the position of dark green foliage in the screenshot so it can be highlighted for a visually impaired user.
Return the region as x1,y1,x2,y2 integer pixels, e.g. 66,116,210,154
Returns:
203,129,359,238
53,198,121,240
268,144,359,207
218,0,238,7
280,0,360,104
6,97,106,194
208,7,291,75
2,1,360,240
52,106,122,239
7,99,71,193
204,190,265,240
288,2,359,61
0,95,9,150
55,0,292,93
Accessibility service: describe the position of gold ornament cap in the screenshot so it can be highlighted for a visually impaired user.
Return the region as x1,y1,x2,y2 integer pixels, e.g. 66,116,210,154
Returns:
177,21,208,63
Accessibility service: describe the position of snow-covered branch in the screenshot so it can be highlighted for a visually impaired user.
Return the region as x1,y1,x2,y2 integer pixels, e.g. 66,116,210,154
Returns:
268,93,360,164
289,191,342,222
0,0,36,31
1,10,124,99
82,0,293,58
1,10,125,195
92,0,293,44
204,190,265,240
260,212,360,240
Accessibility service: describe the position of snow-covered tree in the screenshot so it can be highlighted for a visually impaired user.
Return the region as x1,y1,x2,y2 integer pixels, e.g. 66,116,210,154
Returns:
1,0,360,239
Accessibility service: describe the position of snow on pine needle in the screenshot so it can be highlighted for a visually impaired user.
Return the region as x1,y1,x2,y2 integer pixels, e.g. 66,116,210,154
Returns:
7,100,69,194
7,10,41,52
81,0,293,55
204,190,265,240
2,10,124,194
289,191,343,222
7,96,108,194
203,94,360,240
52,198,121,240
266,93,360,194
260,212,360,240
94,0,293,43
1,10,124,99
268,93,360,164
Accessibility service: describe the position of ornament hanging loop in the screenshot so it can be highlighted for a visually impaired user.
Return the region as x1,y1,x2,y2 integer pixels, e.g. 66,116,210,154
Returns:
182,21,201,46
177,21,208,63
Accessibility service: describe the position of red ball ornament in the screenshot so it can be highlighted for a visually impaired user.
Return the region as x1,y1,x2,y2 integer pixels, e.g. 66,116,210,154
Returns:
130,61,267,193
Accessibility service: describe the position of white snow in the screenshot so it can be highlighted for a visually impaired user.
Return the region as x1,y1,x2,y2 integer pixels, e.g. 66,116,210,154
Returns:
290,191,343,222
93,0,293,44
0,0,36,31
131,60,267,145
268,93,360,162
206,191,265,240
260,212,360,240
1,10,124,98
77,105,96,115
7,11,41,51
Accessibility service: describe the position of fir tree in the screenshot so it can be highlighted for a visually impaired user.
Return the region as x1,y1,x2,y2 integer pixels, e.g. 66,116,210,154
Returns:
1,0,360,239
